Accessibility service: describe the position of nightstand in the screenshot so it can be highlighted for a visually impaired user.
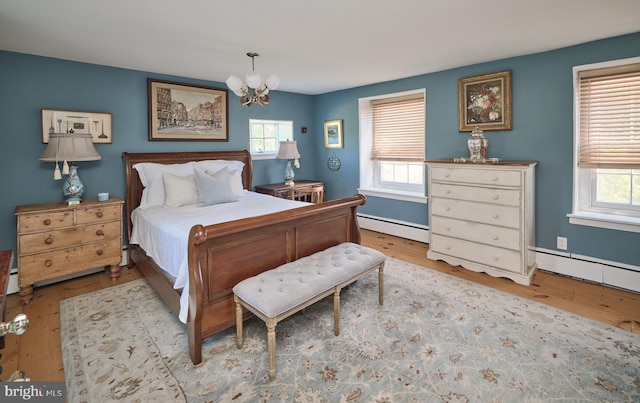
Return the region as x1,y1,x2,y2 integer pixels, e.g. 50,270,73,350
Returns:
254,180,325,202
15,197,124,304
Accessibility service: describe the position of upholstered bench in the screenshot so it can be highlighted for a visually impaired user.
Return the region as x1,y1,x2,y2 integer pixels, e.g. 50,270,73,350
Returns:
233,242,386,380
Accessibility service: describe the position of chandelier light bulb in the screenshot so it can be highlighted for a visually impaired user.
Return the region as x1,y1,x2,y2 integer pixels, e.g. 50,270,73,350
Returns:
226,52,279,107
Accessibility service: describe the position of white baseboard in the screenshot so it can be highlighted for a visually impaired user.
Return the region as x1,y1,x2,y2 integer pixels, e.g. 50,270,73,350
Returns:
535,248,640,293
358,214,429,243
6,247,129,295
358,214,640,294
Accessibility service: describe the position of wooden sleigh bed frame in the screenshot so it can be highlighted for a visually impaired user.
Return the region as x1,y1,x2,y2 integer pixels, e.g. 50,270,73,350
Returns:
122,150,366,365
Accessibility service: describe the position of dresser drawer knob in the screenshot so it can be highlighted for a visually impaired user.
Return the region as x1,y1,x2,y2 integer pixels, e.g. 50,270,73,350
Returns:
445,227,451,232
493,235,499,240
493,214,499,219
444,173,450,178
44,259,52,267
493,256,499,261
43,219,51,226
445,245,451,250
44,236,53,245
493,195,499,200
445,207,451,212
492,177,499,181
96,229,104,236
96,212,104,218
96,249,104,256
445,190,451,194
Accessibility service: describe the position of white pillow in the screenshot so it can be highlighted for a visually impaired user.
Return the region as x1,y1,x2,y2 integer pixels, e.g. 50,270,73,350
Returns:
195,167,238,206
163,173,197,207
205,168,244,198
133,162,195,208
194,160,245,197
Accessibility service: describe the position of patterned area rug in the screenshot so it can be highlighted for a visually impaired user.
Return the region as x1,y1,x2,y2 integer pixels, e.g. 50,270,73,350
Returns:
60,258,640,402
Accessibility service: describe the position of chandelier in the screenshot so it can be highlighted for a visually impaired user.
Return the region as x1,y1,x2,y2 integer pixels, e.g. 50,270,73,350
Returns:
226,52,280,107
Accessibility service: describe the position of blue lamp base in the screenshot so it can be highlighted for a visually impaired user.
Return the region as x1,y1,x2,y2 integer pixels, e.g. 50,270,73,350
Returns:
283,160,295,185
63,165,85,205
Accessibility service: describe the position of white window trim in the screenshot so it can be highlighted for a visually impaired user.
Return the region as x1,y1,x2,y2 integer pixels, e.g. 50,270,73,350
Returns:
358,88,427,203
248,119,293,160
570,56,640,233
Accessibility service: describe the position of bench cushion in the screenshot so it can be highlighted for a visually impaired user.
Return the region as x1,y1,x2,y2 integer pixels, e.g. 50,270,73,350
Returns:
233,242,385,318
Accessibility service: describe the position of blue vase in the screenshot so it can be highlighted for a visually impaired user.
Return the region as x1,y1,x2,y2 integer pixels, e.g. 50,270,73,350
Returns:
64,165,84,204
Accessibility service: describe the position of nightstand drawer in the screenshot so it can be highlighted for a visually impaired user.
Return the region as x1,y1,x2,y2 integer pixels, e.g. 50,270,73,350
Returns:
19,221,121,254
17,211,74,233
18,239,122,286
77,204,121,224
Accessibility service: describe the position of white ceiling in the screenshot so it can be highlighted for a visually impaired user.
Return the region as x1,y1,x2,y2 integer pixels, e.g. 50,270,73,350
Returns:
1,0,640,95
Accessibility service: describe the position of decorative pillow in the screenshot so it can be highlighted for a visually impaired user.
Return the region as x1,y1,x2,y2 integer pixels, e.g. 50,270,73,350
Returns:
162,173,197,207
195,167,238,206
133,162,195,209
194,160,245,197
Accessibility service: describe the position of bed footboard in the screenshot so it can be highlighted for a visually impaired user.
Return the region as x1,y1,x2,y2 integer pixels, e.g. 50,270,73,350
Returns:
186,194,365,364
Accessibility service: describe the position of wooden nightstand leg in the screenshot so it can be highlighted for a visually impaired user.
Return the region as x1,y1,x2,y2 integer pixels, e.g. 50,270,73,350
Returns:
18,285,33,305
106,265,120,281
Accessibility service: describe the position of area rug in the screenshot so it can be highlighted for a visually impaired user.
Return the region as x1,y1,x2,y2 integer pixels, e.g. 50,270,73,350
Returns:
60,258,640,402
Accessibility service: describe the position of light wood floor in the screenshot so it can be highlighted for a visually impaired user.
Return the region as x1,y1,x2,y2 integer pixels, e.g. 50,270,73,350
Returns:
1,229,639,382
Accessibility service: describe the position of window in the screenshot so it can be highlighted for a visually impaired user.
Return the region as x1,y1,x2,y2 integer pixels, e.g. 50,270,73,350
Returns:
570,57,640,232
359,90,426,203
249,119,293,159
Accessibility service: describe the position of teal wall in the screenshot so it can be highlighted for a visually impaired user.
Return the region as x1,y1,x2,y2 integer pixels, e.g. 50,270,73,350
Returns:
1,31,639,268
313,32,640,266
0,51,315,251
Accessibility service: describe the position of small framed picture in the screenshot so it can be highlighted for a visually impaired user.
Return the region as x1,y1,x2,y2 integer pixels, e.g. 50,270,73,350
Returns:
458,70,512,132
148,79,228,141
324,119,343,149
41,109,112,143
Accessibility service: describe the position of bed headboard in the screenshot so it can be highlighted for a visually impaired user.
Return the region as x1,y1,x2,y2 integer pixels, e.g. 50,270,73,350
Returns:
122,150,253,240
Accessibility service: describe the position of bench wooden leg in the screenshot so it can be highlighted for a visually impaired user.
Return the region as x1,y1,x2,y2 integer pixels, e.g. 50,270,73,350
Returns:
235,298,243,349
266,319,277,380
379,262,385,305
334,287,341,336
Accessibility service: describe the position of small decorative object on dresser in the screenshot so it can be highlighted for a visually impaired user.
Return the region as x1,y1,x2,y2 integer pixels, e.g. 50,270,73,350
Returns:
426,160,537,285
14,197,124,304
467,126,488,161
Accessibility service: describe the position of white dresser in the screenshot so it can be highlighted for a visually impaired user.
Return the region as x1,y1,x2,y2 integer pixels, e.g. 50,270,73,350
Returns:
426,160,537,285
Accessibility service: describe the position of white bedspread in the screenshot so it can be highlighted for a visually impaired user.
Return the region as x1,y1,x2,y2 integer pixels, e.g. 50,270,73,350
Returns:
130,190,309,323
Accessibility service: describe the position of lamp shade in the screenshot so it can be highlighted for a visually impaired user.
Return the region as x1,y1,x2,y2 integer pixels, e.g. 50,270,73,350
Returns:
39,133,101,162
276,140,300,160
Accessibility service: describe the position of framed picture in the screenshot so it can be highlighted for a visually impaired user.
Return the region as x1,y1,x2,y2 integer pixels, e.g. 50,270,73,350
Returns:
148,79,228,141
324,119,344,149
41,109,112,144
458,70,512,132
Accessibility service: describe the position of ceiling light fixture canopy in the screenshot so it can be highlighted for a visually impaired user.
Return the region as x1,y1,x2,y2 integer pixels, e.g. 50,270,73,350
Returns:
226,52,279,107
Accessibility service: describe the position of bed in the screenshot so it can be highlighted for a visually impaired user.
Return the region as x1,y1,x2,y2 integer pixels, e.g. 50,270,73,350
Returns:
122,150,366,364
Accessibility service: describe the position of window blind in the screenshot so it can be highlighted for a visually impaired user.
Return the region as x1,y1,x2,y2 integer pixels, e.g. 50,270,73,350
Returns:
578,63,640,168
371,94,425,161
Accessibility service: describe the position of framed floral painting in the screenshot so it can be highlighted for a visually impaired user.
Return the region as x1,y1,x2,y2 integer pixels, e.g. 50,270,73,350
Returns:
458,70,512,131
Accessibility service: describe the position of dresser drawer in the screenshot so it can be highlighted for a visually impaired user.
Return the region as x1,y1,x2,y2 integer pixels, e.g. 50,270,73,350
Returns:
76,204,122,224
17,211,74,233
430,166,522,187
17,239,122,286
430,234,523,273
19,221,121,254
430,182,521,206
430,216,521,250
431,198,521,229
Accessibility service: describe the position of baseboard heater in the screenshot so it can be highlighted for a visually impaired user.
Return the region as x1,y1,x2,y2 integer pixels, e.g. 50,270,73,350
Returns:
357,214,429,243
